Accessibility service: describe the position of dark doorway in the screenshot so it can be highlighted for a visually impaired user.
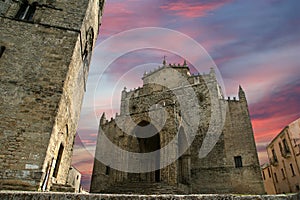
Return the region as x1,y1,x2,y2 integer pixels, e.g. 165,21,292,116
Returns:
135,121,161,182
155,169,160,182
178,127,190,185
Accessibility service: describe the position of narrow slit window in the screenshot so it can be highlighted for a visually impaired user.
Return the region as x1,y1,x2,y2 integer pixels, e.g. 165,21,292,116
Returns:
279,142,283,156
290,163,296,176
272,149,278,162
53,144,64,178
0,46,5,58
274,173,278,183
267,168,271,178
281,168,285,179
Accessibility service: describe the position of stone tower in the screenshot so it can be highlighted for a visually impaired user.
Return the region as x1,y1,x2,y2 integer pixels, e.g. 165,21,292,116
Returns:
0,0,105,191
90,61,265,194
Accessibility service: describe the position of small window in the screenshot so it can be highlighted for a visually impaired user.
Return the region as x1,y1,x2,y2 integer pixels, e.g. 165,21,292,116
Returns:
53,144,64,178
274,173,278,183
296,185,299,191
290,163,296,176
279,142,283,155
15,1,37,21
105,166,110,175
65,124,68,137
283,139,290,153
76,175,79,180
267,168,271,178
281,168,285,179
272,149,278,162
234,156,243,168
262,171,266,180
0,46,5,58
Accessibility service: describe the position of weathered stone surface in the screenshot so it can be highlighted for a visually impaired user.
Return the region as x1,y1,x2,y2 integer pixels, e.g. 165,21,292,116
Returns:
91,64,265,194
0,0,105,191
0,191,299,200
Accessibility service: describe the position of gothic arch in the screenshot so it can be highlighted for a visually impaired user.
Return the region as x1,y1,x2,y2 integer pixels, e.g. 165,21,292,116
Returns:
130,120,161,182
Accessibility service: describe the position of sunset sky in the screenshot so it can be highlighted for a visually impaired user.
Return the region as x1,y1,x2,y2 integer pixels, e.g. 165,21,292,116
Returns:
72,0,300,190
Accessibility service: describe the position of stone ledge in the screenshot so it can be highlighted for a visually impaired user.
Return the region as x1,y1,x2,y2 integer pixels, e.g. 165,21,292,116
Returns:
0,191,299,200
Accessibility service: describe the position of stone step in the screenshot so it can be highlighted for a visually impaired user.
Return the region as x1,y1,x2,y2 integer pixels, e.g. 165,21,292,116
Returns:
50,183,75,192
101,181,187,194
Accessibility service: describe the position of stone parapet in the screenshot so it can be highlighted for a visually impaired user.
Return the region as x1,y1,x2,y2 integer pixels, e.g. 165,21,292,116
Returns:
0,191,299,200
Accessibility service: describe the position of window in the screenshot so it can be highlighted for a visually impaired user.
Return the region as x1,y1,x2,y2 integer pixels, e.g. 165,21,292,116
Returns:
283,139,290,153
105,166,110,175
262,171,266,180
281,168,285,179
53,144,64,178
272,149,278,162
234,156,243,168
279,142,283,156
296,185,299,191
274,173,278,183
0,46,5,58
15,1,37,21
290,163,296,176
65,124,68,137
267,168,271,178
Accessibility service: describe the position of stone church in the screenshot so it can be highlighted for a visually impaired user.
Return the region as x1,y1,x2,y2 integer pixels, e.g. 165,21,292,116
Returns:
91,60,265,194
0,0,105,191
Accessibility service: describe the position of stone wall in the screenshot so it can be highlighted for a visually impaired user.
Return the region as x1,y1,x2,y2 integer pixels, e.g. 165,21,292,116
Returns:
91,64,265,194
0,0,105,191
0,191,299,200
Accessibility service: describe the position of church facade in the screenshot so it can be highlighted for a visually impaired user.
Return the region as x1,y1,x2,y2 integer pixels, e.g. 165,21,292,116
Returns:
91,61,265,194
0,0,104,191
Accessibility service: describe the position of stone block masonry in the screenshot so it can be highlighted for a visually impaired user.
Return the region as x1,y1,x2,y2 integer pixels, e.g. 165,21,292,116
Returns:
0,0,105,191
91,64,265,194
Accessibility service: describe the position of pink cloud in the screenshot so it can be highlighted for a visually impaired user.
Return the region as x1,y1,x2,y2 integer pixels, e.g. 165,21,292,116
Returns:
99,1,164,38
160,0,232,18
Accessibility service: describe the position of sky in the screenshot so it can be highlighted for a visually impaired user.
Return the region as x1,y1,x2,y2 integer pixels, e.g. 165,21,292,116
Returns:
72,0,300,190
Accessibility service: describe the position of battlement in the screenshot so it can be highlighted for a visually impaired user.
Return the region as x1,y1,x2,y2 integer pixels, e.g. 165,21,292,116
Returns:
226,96,238,101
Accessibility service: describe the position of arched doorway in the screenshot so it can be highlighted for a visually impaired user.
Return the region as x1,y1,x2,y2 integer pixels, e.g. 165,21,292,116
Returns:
130,121,161,182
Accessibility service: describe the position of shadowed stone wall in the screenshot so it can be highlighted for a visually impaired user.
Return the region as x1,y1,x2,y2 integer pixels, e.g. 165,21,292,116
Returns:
0,0,105,191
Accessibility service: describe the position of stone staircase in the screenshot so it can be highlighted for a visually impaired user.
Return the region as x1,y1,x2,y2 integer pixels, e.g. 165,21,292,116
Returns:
101,181,187,194
50,183,75,192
